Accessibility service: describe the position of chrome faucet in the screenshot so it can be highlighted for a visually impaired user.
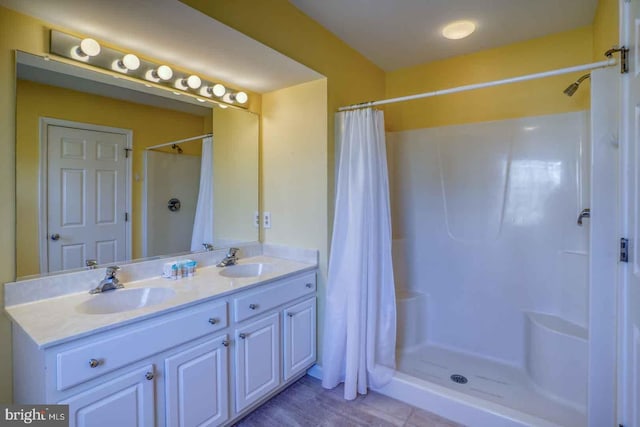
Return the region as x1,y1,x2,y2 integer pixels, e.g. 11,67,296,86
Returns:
90,266,124,294
217,248,240,267
202,243,215,252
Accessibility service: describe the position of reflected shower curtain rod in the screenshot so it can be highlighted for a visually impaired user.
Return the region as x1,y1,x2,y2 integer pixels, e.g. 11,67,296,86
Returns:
338,58,617,112
145,133,212,150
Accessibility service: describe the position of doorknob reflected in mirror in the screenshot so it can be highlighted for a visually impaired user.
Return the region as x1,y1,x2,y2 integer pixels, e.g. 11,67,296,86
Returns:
50,233,60,241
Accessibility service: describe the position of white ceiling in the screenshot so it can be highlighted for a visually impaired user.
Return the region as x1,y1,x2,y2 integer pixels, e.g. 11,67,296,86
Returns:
0,0,322,93
289,0,599,71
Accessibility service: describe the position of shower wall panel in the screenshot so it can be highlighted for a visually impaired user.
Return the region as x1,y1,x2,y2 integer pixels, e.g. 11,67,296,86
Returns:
388,111,589,365
144,151,201,257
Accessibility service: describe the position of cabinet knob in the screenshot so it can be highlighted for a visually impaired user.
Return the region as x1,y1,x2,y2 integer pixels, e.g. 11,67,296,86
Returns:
239,333,247,339
145,371,154,381
88,358,100,368
249,304,258,310
222,340,230,347
305,283,313,288
208,318,218,325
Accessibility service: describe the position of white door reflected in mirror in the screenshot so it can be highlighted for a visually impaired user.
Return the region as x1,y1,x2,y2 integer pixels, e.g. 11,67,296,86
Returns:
46,123,130,273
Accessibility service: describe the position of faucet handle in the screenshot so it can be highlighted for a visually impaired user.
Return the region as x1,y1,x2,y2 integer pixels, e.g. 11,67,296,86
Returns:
105,266,120,277
202,243,214,251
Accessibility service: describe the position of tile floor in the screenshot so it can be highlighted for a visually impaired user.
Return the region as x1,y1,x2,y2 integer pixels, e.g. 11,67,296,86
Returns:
234,375,463,427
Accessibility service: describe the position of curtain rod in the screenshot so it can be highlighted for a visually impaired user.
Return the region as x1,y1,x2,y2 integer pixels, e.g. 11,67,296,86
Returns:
145,133,212,150
338,58,617,112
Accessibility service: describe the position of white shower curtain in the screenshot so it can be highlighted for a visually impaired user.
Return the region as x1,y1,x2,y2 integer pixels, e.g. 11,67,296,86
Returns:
190,137,214,251
322,108,396,400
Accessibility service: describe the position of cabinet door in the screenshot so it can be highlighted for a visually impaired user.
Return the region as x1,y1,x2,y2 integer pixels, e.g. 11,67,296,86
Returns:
165,335,229,427
235,313,280,412
283,297,316,380
60,365,155,427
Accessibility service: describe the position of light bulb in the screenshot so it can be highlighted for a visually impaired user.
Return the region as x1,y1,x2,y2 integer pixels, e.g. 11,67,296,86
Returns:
157,65,173,80
70,38,101,62
212,84,226,97
79,38,101,56
176,75,201,90
222,93,233,104
112,54,140,73
146,65,173,82
234,91,248,104
200,83,226,98
186,75,201,89
218,104,228,109
122,54,140,70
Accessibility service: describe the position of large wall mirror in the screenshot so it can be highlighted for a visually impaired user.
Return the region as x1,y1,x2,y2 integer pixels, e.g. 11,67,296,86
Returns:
15,51,259,279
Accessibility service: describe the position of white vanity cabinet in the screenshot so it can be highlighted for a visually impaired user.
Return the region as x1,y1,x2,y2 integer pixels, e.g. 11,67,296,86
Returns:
12,268,317,427
283,297,316,381
234,313,280,412
165,334,230,427
232,271,317,415
60,364,156,427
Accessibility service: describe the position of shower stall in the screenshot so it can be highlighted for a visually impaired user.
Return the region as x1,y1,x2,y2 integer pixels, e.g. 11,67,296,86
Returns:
374,68,618,426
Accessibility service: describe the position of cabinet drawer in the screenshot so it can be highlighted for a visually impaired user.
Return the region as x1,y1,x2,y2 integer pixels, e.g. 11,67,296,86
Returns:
56,301,228,391
234,272,316,322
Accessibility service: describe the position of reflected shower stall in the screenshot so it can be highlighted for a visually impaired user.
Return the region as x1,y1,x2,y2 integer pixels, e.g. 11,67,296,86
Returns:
143,145,202,257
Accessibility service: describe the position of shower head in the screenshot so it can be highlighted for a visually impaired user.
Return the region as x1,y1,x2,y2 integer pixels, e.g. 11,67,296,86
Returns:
563,73,590,97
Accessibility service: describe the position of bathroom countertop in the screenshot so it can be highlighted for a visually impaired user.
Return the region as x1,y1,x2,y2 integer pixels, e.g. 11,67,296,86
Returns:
5,255,317,349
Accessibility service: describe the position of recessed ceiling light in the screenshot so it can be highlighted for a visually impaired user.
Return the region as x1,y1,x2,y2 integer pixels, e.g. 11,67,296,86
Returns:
442,20,476,40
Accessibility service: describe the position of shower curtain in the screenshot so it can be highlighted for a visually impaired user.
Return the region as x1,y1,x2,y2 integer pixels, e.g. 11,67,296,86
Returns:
190,137,214,251
322,108,396,400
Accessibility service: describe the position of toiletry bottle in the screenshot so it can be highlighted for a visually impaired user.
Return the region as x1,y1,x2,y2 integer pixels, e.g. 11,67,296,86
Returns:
171,263,178,280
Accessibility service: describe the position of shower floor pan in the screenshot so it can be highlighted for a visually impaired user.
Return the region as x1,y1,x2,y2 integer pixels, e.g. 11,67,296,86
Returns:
375,344,586,427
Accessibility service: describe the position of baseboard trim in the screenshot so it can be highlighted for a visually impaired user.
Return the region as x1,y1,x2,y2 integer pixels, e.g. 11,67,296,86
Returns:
306,364,323,380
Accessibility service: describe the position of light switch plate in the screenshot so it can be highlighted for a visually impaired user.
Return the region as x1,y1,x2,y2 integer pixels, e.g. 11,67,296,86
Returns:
263,211,271,229
254,211,260,228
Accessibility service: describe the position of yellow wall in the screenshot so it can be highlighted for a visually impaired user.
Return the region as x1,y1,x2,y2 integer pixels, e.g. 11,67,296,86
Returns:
212,107,259,243
385,26,594,131
16,80,207,277
261,78,328,343
593,0,619,59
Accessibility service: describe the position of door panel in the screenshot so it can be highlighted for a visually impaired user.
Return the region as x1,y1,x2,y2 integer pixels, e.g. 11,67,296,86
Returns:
47,125,128,272
165,335,230,427
96,170,117,224
60,365,154,427
283,298,316,381
235,313,280,412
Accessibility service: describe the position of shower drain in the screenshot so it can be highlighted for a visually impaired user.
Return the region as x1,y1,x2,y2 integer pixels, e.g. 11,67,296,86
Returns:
450,374,468,384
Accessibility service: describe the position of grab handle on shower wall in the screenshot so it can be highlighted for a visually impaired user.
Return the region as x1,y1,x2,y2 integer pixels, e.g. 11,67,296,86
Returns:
577,208,590,226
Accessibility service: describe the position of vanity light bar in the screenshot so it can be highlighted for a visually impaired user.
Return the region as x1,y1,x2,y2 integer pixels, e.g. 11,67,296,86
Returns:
49,30,249,107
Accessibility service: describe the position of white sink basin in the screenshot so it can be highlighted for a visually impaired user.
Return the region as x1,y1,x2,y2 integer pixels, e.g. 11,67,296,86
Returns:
219,263,275,278
77,287,177,315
